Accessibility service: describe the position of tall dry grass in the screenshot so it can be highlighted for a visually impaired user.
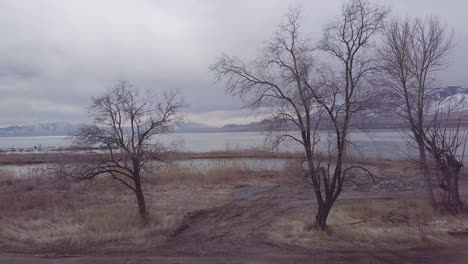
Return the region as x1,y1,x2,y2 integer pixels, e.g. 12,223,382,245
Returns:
266,198,468,249
0,171,184,253
0,161,249,253
146,160,271,186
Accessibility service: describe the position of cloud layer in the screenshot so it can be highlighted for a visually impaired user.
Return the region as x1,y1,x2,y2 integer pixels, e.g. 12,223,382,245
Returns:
0,0,467,126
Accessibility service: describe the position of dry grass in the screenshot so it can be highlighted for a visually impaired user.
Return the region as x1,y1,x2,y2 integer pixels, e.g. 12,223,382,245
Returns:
146,160,274,186
0,150,301,165
1,155,465,253
0,201,182,253
266,198,468,249
0,168,16,185
0,160,262,253
0,166,232,253
171,149,302,160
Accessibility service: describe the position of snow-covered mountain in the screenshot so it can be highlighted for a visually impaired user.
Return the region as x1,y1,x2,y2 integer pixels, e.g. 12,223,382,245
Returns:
362,85,468,128
429,86,468,101
429,86,468,113
431,93,467,113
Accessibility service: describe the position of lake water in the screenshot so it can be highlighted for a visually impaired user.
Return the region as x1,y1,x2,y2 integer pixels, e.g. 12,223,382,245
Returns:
0,130,465,162
0,131,414,158
1,130,467,177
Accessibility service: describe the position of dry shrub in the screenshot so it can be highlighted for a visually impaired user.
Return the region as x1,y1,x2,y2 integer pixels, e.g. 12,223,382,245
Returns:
146,160,259,186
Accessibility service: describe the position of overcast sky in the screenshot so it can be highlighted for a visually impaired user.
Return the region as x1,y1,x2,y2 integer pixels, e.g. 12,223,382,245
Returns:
0,0,467,127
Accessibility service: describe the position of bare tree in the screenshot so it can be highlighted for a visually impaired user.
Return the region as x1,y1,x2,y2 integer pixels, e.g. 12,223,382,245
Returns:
423,106,467,213
212,1,388,230
68,81,184,224
314,0,389,228
379,16,454,208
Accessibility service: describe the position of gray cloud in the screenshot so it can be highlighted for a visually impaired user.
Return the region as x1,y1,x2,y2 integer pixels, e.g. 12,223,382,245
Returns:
0,0,467,126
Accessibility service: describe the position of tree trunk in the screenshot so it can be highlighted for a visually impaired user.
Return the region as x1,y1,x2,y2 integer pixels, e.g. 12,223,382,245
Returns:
452,169,463,207
134,171,149,225
314,203,332,230
443,161,464,213
418,142,437,209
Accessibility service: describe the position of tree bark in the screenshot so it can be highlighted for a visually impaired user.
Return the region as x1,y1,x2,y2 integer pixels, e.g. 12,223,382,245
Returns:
315,203,332,230
452,169,462,207
134,170,149,225
443,159,464,213
418,141,437,209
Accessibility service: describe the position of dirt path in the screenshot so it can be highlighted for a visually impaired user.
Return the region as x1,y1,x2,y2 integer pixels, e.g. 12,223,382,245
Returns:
2,184,468,263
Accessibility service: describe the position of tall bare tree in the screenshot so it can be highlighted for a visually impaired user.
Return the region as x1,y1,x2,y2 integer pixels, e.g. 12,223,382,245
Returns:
69,81,184,224
212,1,388,230
379,16,454,208
315,0,389,227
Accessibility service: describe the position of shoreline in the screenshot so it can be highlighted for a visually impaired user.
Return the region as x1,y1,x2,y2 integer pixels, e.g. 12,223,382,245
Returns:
0,150,305,165
0,149,412,167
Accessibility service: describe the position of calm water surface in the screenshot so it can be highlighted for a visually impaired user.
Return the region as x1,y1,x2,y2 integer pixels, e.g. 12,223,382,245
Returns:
2,131,467,176
0,130,464,161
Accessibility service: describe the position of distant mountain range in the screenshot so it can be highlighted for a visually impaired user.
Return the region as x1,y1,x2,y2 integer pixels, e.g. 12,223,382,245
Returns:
0,86,466,137
0,122,218,137
0,122,84,137
362,85,468,128
0,120,278,137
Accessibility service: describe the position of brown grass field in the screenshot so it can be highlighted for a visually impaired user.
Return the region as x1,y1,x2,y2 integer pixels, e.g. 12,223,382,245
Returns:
1,154,468,263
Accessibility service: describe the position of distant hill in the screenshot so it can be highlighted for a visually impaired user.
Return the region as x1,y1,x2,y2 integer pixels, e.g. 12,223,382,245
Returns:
218,119,277,132
0,86,466,137
174,121,216,133
0,122,84,137
0,121,218,137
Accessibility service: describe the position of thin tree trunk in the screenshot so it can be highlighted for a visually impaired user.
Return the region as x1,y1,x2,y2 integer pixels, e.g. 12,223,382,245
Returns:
453,170,462,207
135,185,149,224
445,172,457,213
418,142,437,209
